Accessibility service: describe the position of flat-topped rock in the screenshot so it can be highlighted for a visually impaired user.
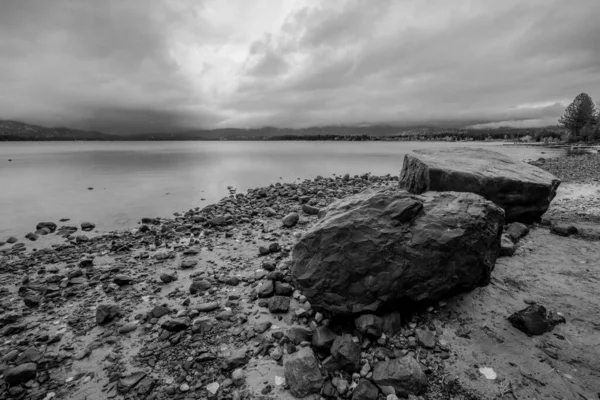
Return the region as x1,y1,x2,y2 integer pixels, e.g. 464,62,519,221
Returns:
292,189,504,315
398,148,560,223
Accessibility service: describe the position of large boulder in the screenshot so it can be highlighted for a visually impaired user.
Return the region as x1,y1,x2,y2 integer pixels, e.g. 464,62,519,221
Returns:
292,189,504,315
398,148,560,223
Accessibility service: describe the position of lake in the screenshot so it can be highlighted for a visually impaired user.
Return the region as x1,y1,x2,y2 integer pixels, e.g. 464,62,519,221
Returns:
0,141,564,240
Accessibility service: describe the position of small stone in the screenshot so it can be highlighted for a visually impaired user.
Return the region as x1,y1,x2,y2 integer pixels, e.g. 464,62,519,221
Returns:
225,348,249,370
4,363,37,386
499,234,516,257
160,273,177,283
150,305,171,319
81,222,96,232
284,347,323,398
36,222,57,233
355,314,384,337
96,304,121,325
415,327,436,349
506,222,529,242
508,304,566,335
352,379,379,400
206,382,219,395
302,204,320,215
16,348,42,365
119,322,138,334
196,302,220,312
113,275,134,286
274,281,293,296
287,326,312,345
232,368,246,387
331,334,361,372
312,326,337,349
23,295,41,308
551,223,578,237
268,296,290,313
372,356,427,396
161,319,189,332
180,259,197,269
282,212,300,228
190,280,212,294
258,280,274,298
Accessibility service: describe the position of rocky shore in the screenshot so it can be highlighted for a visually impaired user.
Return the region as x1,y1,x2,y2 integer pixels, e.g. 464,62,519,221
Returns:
1,153,600,400
530,154,600,229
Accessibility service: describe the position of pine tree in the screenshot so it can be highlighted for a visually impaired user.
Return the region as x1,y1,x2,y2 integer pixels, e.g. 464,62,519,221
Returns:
558,93,596,138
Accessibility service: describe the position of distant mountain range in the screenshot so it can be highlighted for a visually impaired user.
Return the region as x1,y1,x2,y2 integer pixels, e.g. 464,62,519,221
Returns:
0,119,563,141
0,120,116,141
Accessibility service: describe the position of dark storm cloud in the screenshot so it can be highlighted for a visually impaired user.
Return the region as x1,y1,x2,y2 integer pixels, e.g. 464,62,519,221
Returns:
0,0,224,133
1,0,599,131
222,0,600,128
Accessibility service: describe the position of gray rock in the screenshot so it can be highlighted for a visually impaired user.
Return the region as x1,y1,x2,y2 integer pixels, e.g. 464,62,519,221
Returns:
4,363,37,386
36,222,57,233
268,242,281,253
35,227,51,235
190,280,212,294
302,204,320,215
499,234,516,257
292,190,504,315
25,232,39,241
506,222,530,242
287,326,312,345
254,321,272,334
150,305,170,319
508,304,566,336
15,348,42,365
312,326,337,349
81,222,96,231
399,148,560,223
330,334,361,372
161,319,189,332
160,273,177,283
113,275,133,286
284,347,324,398
6,236,18,244
352,379,379,400
96,304,121,325
382,312,402,335
372,356,427,396
180,259,198,269
257,280,274,298
209,215,226,226
225,348,248,370
118,371,146,392
355,314,384,337
551,224,578,237
23,295,40,308
119,322,138,334
268,296,290,313
415,327,436,349
282,212,300,228
274,281,293,296
196,302,220,312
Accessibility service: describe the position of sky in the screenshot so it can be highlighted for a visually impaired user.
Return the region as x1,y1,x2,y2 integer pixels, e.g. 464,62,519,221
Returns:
1,0,599,133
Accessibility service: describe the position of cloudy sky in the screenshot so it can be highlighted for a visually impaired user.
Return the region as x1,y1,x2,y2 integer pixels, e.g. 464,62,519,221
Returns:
1,0,599,133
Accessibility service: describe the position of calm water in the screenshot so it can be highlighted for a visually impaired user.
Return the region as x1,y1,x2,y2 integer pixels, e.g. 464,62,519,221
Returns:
0,141,564,239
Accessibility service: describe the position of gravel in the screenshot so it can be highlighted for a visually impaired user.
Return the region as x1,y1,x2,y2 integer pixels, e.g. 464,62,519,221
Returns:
529,154,600,183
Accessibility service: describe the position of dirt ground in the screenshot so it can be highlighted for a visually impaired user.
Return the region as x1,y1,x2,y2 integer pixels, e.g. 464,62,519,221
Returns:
437,182,600,400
